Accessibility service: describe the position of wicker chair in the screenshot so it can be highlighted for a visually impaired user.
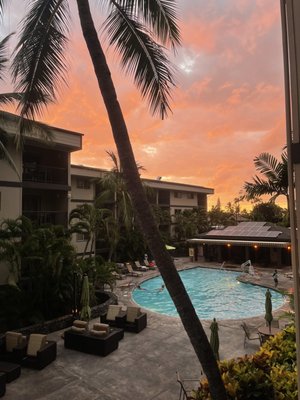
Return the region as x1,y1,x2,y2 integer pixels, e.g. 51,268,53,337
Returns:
0,373,5,398
100,305,126,327
21,334,57,370
118,306,147,333
0,331,27,363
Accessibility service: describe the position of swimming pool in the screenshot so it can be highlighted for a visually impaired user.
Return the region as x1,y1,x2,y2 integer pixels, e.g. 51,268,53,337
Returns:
132,267,285,320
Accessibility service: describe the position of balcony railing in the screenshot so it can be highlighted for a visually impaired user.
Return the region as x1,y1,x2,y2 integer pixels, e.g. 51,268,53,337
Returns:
23,211,68,227
23,164,68,185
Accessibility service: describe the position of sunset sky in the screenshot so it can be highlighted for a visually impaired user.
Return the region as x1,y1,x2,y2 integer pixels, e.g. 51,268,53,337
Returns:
1,0,287,209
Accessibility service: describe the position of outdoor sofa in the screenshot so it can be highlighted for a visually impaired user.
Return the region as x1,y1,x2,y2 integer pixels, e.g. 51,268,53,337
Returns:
102,306,147,333
64,321,124,357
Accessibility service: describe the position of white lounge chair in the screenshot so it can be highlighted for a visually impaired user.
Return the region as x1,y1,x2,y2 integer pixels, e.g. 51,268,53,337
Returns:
126,263,143,277
135,261,149,271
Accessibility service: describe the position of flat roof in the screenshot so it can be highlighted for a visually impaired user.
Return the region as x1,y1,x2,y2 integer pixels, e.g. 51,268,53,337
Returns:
71,164,214,194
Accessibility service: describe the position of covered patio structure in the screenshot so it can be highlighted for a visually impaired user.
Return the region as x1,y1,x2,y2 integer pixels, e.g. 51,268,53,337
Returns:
188,222,291,268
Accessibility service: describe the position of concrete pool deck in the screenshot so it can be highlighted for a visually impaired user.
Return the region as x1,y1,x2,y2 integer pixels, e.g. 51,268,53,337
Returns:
4,260,293,400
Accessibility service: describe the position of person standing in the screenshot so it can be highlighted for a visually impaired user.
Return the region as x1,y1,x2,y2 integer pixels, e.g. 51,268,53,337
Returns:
272,269,278,288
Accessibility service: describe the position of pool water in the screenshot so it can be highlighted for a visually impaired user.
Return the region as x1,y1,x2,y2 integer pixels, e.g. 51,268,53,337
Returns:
132,267,285,320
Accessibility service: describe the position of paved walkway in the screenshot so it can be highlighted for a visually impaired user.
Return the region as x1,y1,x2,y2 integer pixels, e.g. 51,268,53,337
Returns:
4,261,293,400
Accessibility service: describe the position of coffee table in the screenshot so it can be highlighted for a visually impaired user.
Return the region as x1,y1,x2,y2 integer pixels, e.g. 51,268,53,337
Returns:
0,361,21,383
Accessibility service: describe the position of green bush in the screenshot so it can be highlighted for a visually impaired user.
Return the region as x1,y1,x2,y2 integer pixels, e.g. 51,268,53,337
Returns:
195,326,297,400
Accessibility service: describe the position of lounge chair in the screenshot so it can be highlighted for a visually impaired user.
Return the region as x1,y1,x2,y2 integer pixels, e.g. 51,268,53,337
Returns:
0,331,27,363
125,263,143,277
241,322,262,347
100,305,126,327
118,306,147,333
134,261,149,271
21,334,57,370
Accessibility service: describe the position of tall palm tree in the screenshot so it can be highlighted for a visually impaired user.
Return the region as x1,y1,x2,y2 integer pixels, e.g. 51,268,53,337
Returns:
9,1,226,398
69,203,111,259
243,149,288,205
0,34,22,177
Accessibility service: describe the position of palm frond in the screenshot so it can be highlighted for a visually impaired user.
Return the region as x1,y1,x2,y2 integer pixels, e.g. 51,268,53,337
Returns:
12,0,70,122
0,92,23,105
0,33,14,81
103,3,175,119
115,0,180,49
254,153,279,180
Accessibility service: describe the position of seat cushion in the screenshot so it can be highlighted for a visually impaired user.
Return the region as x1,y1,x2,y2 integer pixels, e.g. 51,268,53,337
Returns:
106,305,122,321
126,307,141,323
5,332,22,353
93,323,109,334
27,334,47,357
90,329,107,337
73,320,88,329
71,326,86,334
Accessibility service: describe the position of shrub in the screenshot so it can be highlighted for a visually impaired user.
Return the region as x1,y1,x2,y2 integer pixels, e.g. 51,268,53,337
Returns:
194,326,297,400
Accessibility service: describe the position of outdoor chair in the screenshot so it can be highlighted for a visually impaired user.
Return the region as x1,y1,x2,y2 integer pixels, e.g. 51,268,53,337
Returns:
125,263,143,277
241,322,262,347
176,372,200,400
0,373,5,398
118,306,147,333
100,305,126,327
134,261,149,271
21,334,57,370
0,331,27,363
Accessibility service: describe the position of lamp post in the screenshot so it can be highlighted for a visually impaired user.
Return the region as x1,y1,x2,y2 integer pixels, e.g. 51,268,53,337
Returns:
280,1,300,397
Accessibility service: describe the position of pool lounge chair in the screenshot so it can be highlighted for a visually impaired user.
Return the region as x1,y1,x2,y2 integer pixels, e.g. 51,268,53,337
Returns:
135,261,149,271
126,263,143,277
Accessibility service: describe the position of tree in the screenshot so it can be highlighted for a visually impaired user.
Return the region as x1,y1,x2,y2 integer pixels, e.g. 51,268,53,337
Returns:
242,149,288,206
69,203,111,259
250,202,287,224
10,1,226,397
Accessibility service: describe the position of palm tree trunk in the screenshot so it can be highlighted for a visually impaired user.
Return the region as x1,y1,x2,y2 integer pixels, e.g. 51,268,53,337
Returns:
76,1,227,399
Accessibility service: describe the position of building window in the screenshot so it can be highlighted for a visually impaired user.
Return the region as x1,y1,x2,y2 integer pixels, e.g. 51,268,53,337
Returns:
187,193,194,199
77,178,91,189
174,191,182,198
76,232,89,241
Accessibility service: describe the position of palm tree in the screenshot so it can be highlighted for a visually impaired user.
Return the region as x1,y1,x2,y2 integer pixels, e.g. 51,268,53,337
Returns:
243,149,288,206
9,1,226,397
69,203,111,259
0,34,22,178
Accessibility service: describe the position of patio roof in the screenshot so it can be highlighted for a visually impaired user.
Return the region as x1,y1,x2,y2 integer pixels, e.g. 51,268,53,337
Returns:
188,238,291,248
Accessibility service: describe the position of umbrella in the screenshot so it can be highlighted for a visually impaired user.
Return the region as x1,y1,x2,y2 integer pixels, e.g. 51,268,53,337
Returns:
80,274,91,321
265,289,273,333
210,318,220,360
165,244,176,250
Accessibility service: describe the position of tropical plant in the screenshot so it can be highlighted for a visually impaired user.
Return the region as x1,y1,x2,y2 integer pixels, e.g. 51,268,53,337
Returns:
69,203,111,259
242,149,288,206
195,325,297,400
10,1,226,397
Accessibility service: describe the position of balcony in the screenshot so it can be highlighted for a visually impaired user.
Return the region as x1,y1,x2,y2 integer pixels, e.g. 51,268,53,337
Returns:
23,211,68,227
23,163,68,185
